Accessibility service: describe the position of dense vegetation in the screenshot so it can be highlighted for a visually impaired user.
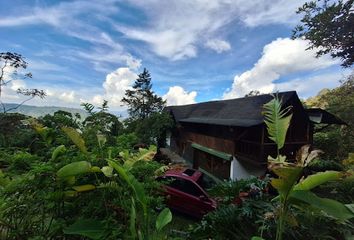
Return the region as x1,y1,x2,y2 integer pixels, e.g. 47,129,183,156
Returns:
1,90,353,239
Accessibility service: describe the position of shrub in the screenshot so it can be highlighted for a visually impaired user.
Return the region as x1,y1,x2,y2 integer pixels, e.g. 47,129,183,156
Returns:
308,159,344,172
208,176,270,204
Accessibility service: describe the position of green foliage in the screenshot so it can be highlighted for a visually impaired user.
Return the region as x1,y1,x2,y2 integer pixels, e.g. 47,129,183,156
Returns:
155,208,172,231
191,199,275,240
63,219,107,239
41,110,81,129
262,95,292,158
290,190,354,221
124,111,174,145
122,68,165,120
116,133,139,151
121,68,173,146
81,101,123,149
306,75,354,161
51,144,66,161
56,161,92,178
0,113,36,147
262,96,354,240
61,126,88,154
293,0,354,67
208,176,270,204
308,159,344,172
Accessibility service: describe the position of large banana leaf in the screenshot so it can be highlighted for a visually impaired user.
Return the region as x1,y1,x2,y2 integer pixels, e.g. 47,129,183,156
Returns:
108,160,147,213
57,161,92,178
63,219,106,240
156,208,172,231
293,171,342,191
72,184,96,192
51,145,66,161
290,190,354,221
271,166,302,196
129,197,137,240
263,96,292,150
62,126,88,154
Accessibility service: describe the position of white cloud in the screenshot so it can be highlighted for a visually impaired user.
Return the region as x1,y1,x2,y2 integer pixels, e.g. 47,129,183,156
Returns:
102,67,137,106
223,38,337,99
10,80,26,91
46,89,77,103
118,0,308,60
0,0,141,73
81,67,137,108
276,72,345,98
163,86,197,106
205,39,231,53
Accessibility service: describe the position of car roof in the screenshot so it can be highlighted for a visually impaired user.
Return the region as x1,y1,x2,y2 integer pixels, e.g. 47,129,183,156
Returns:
164,168,203,182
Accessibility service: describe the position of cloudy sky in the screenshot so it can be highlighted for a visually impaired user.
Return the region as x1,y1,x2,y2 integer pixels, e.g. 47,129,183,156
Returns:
0,0,349,111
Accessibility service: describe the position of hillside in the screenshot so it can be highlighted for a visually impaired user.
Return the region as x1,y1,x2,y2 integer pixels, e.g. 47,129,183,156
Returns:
2,103,89,118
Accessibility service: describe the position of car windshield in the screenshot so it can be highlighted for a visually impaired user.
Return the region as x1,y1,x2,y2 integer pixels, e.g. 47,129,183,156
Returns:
196,173,217,191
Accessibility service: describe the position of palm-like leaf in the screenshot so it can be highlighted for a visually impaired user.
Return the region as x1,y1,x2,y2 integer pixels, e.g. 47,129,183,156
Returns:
263,95,293,151
62,126,88,154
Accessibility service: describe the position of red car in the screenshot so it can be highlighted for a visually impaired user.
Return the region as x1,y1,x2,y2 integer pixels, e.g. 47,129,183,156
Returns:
157,168,217,218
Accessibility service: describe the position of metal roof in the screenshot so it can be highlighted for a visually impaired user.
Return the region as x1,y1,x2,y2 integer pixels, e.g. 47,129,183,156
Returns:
306,108,347,125
165,91,298,127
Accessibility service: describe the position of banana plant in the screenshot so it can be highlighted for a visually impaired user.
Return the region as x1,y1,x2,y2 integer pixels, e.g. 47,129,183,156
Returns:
256,95,354,240
58,127,172,239
108,159,172,240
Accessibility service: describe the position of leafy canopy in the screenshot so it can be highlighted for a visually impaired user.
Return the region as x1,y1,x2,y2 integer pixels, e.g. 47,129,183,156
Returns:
293,0,354,67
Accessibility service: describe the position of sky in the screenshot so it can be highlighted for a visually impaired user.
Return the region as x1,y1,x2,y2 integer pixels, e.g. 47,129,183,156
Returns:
0,0,350,112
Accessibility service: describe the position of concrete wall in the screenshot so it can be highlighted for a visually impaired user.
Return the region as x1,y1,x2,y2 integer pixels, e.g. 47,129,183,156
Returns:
230,156,266,180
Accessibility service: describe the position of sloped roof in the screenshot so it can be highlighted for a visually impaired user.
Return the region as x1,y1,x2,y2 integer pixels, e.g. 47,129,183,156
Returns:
165,91,299,127
306,108,347,125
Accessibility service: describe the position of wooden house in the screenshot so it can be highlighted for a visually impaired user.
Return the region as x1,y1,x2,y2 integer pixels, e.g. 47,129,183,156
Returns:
165,91,343,180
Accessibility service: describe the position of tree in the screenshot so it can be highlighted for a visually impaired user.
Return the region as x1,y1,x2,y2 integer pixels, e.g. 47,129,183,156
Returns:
0,52,46,112
305,73,354,160
122,68,166,120
81,100,123,147
245,90,261,97
293,0,354,67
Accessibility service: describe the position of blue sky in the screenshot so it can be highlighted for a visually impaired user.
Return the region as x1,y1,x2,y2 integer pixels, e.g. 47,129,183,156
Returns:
0,0,349,111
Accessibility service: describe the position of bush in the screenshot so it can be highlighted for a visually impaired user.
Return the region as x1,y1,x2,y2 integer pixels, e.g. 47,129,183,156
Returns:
190,198,275,240
308,159,344,172
208,176,270,204
116,133,139,152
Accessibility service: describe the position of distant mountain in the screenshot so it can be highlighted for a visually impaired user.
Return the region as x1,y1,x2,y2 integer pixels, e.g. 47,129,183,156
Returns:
2,103,89,118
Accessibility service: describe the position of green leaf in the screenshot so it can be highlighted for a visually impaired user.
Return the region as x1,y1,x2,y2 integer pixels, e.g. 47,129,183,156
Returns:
346,204,354,214
72,184,96,192
51,145,66,161
293,171,342,191
108,160,147,213
290,190,354,220
156,208,172,231
101,166,113,177
271,166,302,196
57,161,91,178
251,237,265,240
63,219,106,240
62,126,88,154
129,197,137,239
263,96,292,150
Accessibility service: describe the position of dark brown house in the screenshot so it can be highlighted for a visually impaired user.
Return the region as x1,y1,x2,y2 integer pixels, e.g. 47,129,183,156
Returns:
165,91,343,180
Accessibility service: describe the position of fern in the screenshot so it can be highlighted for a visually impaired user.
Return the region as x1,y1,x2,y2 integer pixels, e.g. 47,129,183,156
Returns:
262,95,292,158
